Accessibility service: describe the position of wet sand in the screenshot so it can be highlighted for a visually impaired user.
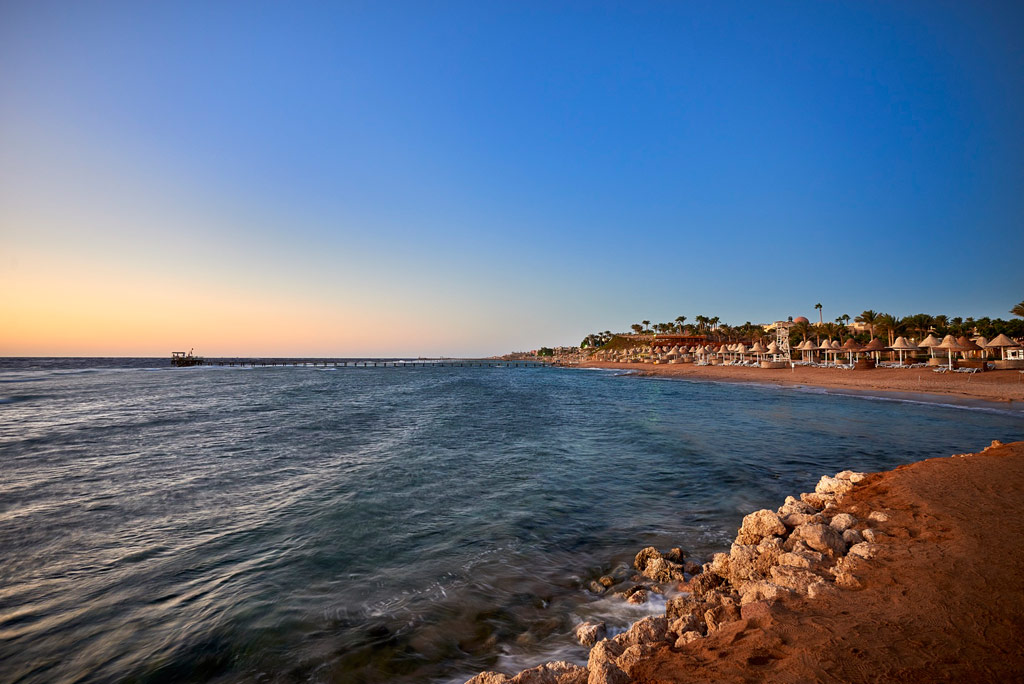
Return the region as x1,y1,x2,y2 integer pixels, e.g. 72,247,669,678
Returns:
631,440,1024,683
580,361,1024,404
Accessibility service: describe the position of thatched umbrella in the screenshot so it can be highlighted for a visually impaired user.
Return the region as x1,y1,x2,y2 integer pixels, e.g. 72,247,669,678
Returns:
817,339,833,364
889,336,918,366
935,334,966,370
840,338,863,365
917,333,941,360
985,333,1021,361
749,341,768,363
956,336,982,360
861,337,888,361
972,336,989,359
735,343,748,363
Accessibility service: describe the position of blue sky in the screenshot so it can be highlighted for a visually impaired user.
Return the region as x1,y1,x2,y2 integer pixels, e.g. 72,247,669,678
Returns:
2,1,1022,355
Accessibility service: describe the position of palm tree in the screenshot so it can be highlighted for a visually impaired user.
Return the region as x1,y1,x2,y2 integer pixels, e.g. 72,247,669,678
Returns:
855,310,879,338
642,320,651,333
874,313,901,346
631,323,643,335
695,315,708,332
710,316,720,331
675,316,687,333
814,302,823,325
1012,301,1024,318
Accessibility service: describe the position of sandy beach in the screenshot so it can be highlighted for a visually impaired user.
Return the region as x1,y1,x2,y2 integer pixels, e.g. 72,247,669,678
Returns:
469,440,1024,683
579,361,1024,404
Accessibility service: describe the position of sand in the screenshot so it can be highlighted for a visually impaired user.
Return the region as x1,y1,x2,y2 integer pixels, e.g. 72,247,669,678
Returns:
579,361,1024,404
630,440,1024,683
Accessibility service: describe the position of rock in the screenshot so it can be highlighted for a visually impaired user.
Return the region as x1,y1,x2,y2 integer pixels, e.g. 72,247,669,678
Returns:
736,509,787,544
587,661,629,684
663,547,685,563
674,631,702,647
728,543,759,582
800,492,834,510
769,565,822,594
849,472,867,483
834,570,864,590
703,602,741,633
467,673,511,684
666,595,705,622
842,528,864,546
598,575,615,588
829,513,857,532
616,644,662,677
776,549,827,571
755,536,785,571
790,523,846,558
668,614,702,638
868,511,890,523
625,589,648,605
588,639,625,670
816,475,855,497
738,580,793,605
575,621,607,647
640,556,687,583
847,542,879,560
862,528,883,543
709,552,731,578
587,581,606,594
781,512,817,529
807,580,838,600
683,560,702,575
687,570,724,598
778,495,817,516
633,547,661,571
510,661,587,684
622,615,668,646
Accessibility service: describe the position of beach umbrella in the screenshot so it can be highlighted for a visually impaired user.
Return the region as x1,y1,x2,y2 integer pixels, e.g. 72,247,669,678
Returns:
935,334,967,370
917,333,941,359
985,333,1020,361
889,336,918,366
735,343,748,362
840,338,863,364
861,338,888,362
749,341,767,362
956,336,982,360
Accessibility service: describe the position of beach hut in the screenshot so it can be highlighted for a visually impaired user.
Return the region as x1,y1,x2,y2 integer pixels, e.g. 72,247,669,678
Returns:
889,336,918,366
935,335,966,370
985,333,1021,361
972,336,989,359
917,333,941,360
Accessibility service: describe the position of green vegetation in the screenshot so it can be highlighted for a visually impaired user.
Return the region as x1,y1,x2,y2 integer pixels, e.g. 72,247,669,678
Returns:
537,347,554,357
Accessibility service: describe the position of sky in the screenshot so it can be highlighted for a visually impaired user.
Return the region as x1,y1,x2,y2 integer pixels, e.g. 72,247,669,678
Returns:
2,1,1022,357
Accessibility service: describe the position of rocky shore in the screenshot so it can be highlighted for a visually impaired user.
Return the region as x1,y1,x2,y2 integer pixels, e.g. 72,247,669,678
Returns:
466,440,1024,683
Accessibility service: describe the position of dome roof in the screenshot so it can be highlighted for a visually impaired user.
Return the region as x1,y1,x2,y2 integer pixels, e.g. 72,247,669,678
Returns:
793,316,810,324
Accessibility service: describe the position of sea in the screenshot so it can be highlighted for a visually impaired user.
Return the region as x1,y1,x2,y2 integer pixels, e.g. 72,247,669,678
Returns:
1,358,1022,684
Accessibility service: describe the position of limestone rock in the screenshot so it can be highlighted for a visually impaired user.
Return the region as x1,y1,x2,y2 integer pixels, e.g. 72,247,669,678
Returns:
663,547,685,563
616,644,662,678
587,581,606,594
829,513,857,532
847,542,879,560
842,528,864,546
598,575,615,588
621,615,668,647
728,543,759,582
781,512,817,529
633,547,661,571
674,631,702,647
778,495,817,517
625,589,648,605
807,580,838,600
641,556,687,583
587,661,629,684
868,511,890,523
849,472,867,483
510,661,587,684
668,614,702,639
816,475,855,497
575,621,607,647
862,528,883,543
467,673,511,684
703,602,741,633
709,552,731,578
769,565,822,594
736,509,787,544
588,639,625,671
790,523,846,558
683,560,702,575
688,570,724,598
834,570,864,591
800,491,834,510
738,580,793,605
776,549,827,571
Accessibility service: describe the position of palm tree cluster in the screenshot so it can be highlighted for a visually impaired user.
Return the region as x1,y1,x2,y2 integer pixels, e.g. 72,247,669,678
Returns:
579,301,1024,350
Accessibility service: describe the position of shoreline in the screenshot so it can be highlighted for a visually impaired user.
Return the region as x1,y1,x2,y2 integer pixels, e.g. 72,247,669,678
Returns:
468,440,1024,683
578,360,1024,405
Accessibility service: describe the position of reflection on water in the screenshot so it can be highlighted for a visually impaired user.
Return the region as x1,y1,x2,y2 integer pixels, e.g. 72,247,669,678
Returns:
1,360,1021,683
